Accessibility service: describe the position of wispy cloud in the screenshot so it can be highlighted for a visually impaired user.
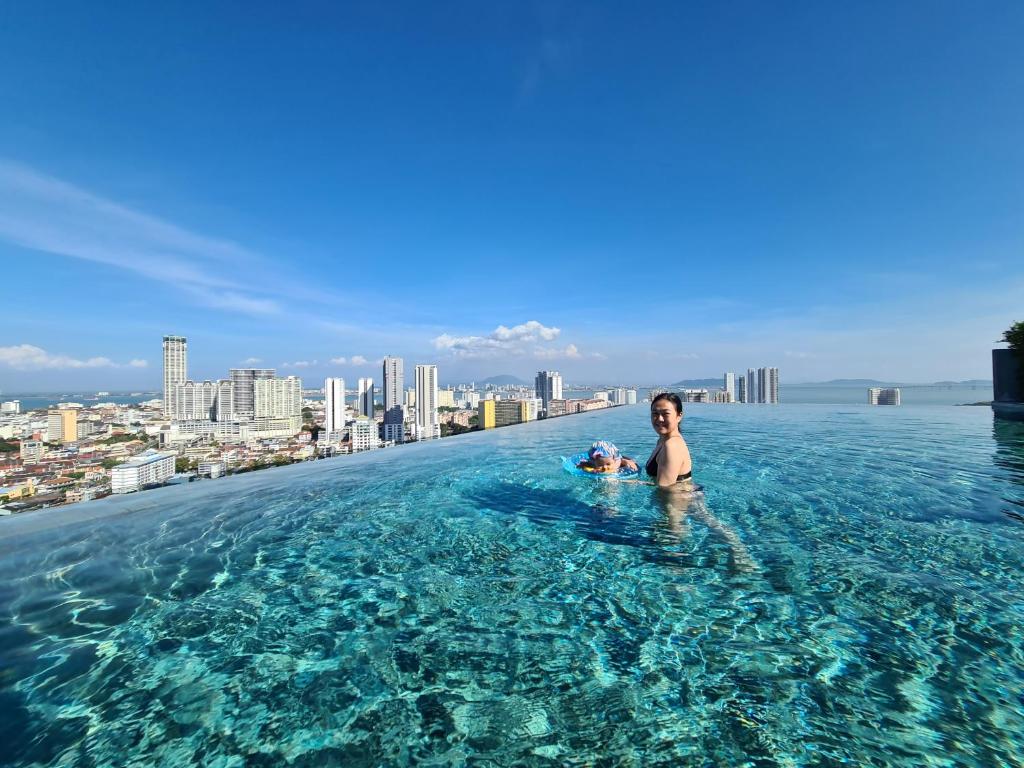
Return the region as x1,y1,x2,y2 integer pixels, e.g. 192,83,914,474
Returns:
329,355,368,366
282,360,318,369
0,344,143,370
242,357,262,364
0,160,284,316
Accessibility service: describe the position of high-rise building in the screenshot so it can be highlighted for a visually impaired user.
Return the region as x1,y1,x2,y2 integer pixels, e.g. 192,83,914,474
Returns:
737,376,747,403
47,408,78,444
747,368,757,404
324,377,346,435
175,380,219,420
626,389,638,405
382,356,405,443
868,387,901,406
358,377,374,417
414,364,440,440
767,367,780,404
757,368,767,404
254,376,302,419
162,335,187,417
1,400,20,414
229,368,276,419
724,372,736,402
478,399,496,429
535,371,563,416
215,379,234,421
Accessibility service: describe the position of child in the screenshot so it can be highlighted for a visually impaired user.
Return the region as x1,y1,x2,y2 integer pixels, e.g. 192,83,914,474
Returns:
576,440,638,474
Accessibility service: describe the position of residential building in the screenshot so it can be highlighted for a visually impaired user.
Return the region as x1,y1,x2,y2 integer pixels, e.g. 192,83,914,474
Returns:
437,388,456,408
546,399,567,417
358,377,374,417
175,380,219,420
724,372,736,402
609,387,627,405
534,371,563,416
494,399,536,427
47,409,78,444
162,335,187,417
254,376,302,421
1,400,20,414
350,416,379,451
868,387,901,406
626,389,638,405
746,369,757,405
382,356,405,443
229,368,276,420
415,364,440,440
737,376,748,403
215,379,235,421
111,450,175,494
324,377,346,436
20,439,44,464
478,399,496,429
766,367,780,404
198,461,226,478
594,391,609,402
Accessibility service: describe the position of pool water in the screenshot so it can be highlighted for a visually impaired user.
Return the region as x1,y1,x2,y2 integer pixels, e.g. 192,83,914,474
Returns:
2,404,1023,766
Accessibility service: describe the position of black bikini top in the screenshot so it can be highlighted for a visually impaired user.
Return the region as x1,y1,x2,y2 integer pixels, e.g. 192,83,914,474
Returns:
645,442,692,481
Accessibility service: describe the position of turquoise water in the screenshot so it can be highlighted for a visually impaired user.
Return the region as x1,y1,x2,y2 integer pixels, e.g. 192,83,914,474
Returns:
2,404,1023,766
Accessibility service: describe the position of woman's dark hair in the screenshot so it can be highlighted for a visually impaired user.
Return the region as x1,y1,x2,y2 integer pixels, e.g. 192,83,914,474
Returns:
651,392,683,415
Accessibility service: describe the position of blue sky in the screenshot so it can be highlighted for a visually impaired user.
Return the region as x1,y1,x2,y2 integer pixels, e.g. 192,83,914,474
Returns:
1,2,1022,390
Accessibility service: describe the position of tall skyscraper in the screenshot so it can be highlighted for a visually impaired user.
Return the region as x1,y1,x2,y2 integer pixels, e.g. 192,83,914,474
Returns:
382,356,405,443
414,364,440,440
746,368,756,405
162,335,187,417
757,368,767,404
724,372,736,403
767,367,780,404
358,377,374,417
324,377,346,435
737,376,747,403
535,371,563,416
229,368,276,419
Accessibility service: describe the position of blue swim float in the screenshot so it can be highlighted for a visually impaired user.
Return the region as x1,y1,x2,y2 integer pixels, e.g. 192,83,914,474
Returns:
562,452,640,479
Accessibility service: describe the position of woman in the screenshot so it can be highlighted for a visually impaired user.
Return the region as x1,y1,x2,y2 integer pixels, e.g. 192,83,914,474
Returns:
645,392,757,572
645,392,693,487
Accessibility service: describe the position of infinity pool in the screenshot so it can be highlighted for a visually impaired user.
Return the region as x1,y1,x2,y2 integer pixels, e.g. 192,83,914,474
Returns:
2,404,1023,766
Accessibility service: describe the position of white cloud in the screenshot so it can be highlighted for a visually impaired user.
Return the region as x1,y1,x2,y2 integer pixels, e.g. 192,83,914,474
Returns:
330,356,347,365
128,359,148,368
432,320,570,359
0,344,132,370
243,357,262,364
282,360,318,369
350,355,368,365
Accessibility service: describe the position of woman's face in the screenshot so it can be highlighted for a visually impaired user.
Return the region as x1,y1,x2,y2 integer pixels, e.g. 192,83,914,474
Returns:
650,400,681,436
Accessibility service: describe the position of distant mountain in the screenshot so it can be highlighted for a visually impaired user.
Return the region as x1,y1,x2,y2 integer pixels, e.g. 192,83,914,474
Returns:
478,374,530,386
796,379,894,387
669,378,725,388
793,378,992,387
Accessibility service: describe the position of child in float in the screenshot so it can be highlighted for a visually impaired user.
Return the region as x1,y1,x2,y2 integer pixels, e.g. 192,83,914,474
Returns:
575,440,639,474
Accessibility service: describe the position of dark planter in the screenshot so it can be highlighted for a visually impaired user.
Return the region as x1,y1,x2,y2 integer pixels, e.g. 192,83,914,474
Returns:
992,349,1024,421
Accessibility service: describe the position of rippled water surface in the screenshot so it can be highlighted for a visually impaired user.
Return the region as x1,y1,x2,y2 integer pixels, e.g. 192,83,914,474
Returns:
2,404,1023,766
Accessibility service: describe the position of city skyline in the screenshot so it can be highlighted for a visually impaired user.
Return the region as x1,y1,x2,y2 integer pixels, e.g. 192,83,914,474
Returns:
2,4,1023,390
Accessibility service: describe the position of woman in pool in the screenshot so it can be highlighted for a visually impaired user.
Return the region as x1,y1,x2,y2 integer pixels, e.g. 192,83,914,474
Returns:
645,392,693,487
645,392,757,572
